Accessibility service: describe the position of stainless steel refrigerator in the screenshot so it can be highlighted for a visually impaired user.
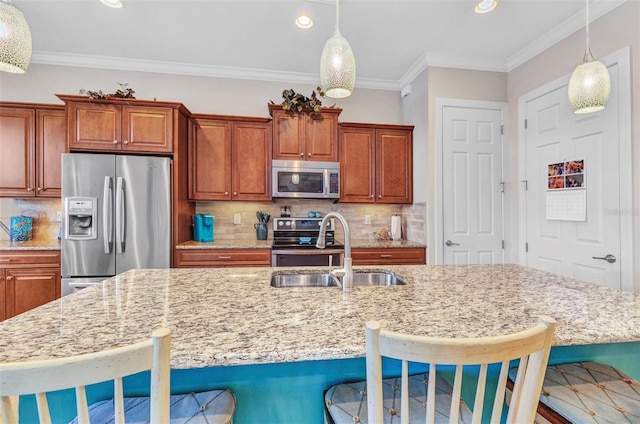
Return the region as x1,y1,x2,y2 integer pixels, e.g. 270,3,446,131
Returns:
61,153,171,295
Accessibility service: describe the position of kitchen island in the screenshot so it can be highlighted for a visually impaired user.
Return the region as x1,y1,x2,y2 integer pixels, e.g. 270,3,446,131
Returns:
2,264,639,423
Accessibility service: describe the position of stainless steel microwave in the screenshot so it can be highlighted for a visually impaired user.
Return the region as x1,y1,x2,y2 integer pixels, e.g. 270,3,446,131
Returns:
272,160,340,199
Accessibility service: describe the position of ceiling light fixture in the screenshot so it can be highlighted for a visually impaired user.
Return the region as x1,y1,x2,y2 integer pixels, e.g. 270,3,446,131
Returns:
100,0,124,9
319,0,355,98
0,0,32,73
567,0,610,114
475,0,497,14
295,13,313,29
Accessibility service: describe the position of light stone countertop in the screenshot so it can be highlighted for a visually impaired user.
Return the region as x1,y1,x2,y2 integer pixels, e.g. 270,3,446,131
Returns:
1,264,638,369
0,240,61,250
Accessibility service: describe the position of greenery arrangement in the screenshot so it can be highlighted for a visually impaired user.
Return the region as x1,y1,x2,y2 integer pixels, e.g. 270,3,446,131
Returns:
275,87,329,113
79,83,136,100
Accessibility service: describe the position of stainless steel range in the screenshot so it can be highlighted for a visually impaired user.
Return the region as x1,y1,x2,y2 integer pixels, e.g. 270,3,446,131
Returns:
271,217,344,267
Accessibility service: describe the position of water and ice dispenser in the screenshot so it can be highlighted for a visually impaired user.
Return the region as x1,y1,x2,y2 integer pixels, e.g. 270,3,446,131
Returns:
65,197,97,240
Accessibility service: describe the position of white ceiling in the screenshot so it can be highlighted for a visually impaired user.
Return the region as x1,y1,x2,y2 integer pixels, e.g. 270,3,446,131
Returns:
15,0,628,91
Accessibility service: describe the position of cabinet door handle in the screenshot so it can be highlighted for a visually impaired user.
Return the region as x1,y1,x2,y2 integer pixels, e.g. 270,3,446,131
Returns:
233,192,237,196
307,153,311,157
218,256,232,260
27,187,32,191
378,195,382,198
6,276,12,281
123,140,129,145
300,153,304,157
37,187,42,192
113,140,119,145
370,195,374,198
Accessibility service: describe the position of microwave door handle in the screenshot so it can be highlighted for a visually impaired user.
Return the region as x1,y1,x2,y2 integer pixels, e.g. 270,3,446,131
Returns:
115,177,126,253
324,169,330,197
103,176,113,253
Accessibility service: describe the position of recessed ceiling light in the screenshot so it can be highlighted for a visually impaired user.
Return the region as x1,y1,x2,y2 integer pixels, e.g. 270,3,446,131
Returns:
100,0,124,9
295,13,314,29
475,0,497,14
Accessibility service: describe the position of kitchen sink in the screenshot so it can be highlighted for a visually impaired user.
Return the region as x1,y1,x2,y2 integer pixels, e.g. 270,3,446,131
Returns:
352,271,407,286
270,273,338,288
270,270,407,288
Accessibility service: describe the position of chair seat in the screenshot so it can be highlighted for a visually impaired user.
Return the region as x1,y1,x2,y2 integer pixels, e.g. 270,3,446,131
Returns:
70,389,236,424
509,362,640,424
325,373,473,424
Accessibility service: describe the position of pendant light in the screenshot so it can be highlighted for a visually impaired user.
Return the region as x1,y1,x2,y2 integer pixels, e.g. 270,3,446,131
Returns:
567,0,610,114
319,0,356,99
0,0,32,73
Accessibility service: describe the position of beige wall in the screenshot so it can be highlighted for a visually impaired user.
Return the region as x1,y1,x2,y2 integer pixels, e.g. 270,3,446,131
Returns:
507,0,640,290
0,64,402,123
423,67,508,264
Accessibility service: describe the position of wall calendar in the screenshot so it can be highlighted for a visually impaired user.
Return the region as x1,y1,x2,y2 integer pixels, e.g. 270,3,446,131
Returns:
546,159,586,221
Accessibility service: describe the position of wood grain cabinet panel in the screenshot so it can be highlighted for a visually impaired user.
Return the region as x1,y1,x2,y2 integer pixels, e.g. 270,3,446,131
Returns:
269,104,341,162
339,123,413,204
352,247,426,265
188,115,271,201
0,104,65,198
175,249,271,267
58,94,181,154
0,250,61,321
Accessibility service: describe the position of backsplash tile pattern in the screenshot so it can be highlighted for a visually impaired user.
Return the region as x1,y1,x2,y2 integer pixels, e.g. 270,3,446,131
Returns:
195,199,427,245
0,198,62,242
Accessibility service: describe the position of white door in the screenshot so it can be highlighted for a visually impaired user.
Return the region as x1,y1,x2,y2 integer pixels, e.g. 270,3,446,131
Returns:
522,61,625,290
441,104,505,265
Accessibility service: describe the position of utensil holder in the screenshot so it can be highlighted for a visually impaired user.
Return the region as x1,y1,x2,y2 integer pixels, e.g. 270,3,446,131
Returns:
255,223,268,240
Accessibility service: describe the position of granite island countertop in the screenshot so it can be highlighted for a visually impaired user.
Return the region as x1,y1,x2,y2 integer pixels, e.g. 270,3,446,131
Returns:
1,264,638,369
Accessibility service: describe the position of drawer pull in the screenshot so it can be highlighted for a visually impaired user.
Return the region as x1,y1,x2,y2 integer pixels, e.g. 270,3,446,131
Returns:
380,254,393,258
0,259,11,262
218,256,232,259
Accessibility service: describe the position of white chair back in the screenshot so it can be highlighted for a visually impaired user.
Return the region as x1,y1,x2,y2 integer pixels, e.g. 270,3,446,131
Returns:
0,327,171,424
365,316,556,424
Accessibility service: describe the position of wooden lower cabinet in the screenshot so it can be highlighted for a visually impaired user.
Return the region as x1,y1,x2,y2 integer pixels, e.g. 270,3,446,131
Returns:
352,247,426,265
0,250,61,321
175,249,271,268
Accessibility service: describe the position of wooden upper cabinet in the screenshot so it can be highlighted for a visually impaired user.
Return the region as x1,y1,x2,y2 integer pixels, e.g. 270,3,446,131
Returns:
269,104,341,162
0,104,65,198
376,127,413,204
232,120,272,201
188,114,272,201
0,107,34,197
339,126,376,203
58,94,183,154
339,123,413,204
189,118,232,200
36,108,66,197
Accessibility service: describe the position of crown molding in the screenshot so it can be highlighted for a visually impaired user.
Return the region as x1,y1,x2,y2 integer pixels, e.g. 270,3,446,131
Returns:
507,0,627,71
31,51,400,92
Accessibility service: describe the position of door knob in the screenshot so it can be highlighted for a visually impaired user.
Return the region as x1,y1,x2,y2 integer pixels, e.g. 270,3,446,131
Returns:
592,254,616,263
445,240,460,246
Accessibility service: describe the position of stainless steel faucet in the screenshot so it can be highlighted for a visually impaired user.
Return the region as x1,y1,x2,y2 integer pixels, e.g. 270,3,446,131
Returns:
316,212,353,292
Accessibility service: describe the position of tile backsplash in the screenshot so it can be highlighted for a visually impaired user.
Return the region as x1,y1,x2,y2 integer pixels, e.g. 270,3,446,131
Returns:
0,198,62,241
195,199,427,244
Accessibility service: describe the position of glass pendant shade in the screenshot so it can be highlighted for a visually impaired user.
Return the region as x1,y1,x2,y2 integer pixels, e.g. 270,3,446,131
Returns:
320,28,356,98
568,50,611,114
0,0,32,73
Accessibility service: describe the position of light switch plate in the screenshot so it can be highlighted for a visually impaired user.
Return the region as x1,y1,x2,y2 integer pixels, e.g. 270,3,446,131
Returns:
234,213,241,225
56,211,62,222
364,215,371,224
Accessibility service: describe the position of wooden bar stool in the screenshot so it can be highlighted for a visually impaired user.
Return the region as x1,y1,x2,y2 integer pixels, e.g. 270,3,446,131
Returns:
325,316,556,424
0,328,236,424
509,362,640,423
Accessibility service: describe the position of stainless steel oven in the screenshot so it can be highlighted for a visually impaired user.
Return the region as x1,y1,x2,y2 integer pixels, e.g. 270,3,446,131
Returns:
271,217,344,267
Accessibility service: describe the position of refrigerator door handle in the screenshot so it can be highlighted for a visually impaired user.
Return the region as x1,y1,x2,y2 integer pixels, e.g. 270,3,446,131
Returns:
103,176,114,253
115,177,126,253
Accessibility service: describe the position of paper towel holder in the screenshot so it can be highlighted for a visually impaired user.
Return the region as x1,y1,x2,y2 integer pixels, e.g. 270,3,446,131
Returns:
391,214,402,240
